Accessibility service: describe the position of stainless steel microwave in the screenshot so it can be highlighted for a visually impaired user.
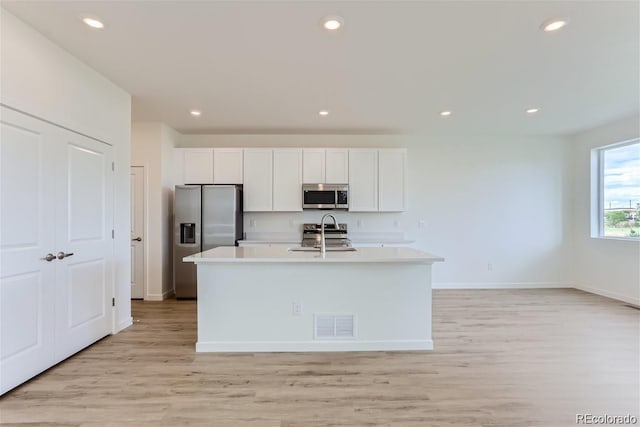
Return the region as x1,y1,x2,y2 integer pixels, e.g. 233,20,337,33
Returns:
302,184,349,210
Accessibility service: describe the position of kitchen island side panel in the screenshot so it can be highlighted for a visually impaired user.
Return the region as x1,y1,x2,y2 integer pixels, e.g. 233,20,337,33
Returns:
195,262,432,352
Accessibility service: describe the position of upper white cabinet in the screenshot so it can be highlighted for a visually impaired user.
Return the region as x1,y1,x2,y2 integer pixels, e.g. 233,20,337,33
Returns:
302,149,325,183
325,149,349,183
273,149,302,212
183,148,213,184
243,149,273,211
213,148,243,184
302,148,348,184
348,149,379,212
378,149,408,212
243,148,302,212
181,146,406,212
349,148,407,212
181,148,243,185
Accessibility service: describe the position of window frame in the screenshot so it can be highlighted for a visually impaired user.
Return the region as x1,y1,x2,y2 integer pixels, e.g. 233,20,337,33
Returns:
591,138,640,240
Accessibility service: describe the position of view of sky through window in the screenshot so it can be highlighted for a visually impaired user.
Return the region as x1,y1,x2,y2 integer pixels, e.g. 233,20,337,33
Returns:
603,142,640,210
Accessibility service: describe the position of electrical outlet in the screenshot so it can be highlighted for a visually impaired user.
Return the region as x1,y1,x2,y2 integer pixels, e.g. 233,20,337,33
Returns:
292,301,302,316
289,219,295,228
487,263,493,271
418,220,425,228
393,220,399,228
357,219,363,228
250,219,257,228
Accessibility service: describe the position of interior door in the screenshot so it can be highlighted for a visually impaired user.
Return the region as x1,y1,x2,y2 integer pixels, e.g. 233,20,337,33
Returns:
54,128,113,360
130,166,145,299
0,107,56,394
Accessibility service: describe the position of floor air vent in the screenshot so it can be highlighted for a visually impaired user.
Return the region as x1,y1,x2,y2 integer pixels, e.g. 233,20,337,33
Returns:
314,314,355,339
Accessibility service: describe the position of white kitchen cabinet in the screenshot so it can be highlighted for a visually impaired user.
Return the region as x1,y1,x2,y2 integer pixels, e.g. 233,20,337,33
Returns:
185,146,405,212
244,148,302,212
243,149,273,211
273,148,302,212
348,148,407,213
325,149,349,183
213,148,243,184
348,149,379,212
1,107,113,394
302,149,325,183
378,148,408,212
302,148,348,184
183,148,213,184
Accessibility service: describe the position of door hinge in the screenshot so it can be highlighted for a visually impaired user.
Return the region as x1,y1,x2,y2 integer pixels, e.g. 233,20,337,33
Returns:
112,162,115,171
112,229,115,239
112,297,115,307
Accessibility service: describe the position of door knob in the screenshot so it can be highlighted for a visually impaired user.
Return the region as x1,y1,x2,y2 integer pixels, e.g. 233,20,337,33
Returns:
57,251,74,260
132,237,142,242
42,253,56,262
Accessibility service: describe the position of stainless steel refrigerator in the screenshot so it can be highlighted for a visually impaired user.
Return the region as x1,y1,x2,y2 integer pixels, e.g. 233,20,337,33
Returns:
173,185,243,298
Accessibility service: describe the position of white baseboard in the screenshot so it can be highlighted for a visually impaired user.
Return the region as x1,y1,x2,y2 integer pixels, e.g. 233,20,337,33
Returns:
433,282,639,305
145,288,175,301
573,285,640,306
115,316,133,333
433,282,571,290
196,339,433,352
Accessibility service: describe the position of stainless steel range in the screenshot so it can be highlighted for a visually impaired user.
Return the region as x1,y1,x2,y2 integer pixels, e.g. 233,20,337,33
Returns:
301,223,351,248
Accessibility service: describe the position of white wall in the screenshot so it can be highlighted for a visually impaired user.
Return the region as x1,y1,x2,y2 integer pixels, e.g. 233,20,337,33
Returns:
131,122,178,300
177,133,573,288
161,125,180,297
570,115,640,305
411,134,572,288
1,9,132,331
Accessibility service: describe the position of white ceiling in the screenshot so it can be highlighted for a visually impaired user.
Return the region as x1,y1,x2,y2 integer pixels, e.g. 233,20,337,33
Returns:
2,1,639,136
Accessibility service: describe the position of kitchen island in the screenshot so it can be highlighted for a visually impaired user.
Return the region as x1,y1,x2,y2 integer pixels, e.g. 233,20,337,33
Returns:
184,246,443,352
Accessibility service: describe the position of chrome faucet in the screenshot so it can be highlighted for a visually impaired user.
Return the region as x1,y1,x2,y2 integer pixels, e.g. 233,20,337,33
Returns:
320,213,338,255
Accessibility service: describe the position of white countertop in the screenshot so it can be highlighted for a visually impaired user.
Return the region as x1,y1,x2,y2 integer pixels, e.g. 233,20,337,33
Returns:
184,246,444,264
238,239,300,244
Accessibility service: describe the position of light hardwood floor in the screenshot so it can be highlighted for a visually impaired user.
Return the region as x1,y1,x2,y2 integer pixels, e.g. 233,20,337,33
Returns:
1,289,638,427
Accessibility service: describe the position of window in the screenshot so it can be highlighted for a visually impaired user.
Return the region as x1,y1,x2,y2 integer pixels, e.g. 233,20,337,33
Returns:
593,139,640,239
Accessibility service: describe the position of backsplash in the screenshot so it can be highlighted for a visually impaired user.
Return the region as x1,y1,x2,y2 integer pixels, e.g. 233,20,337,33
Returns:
243,211,410,242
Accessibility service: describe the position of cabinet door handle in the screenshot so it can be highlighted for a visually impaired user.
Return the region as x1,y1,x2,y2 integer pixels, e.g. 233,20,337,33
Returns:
132,237,142,242
57,251,74,260
42,253,56,262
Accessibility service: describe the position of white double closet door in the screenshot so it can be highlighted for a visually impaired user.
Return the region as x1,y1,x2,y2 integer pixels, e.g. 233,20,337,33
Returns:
0,106,114,394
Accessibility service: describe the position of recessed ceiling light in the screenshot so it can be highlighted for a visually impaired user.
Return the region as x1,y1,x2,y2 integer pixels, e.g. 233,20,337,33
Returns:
540,19,568,32
82,17,104,29
526,108,540,114
440,111,452,117
322,16,343,31
190,110,202,117
319,110,329,116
